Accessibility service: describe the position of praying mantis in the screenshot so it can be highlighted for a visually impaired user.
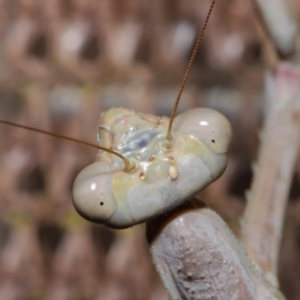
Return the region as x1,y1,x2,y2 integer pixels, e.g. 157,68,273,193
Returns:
0,0,297,299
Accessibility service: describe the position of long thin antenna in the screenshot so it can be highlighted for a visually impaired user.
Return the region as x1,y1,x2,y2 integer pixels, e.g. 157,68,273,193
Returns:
0,119,135,171
166,0,216,143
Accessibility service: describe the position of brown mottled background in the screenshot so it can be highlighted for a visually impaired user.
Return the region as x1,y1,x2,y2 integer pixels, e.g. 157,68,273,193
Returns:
0,0,299,299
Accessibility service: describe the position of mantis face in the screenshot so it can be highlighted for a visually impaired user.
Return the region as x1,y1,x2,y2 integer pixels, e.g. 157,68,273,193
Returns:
72,107,232,229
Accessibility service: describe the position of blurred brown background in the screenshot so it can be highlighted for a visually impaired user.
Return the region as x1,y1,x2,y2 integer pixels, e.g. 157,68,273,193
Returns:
0,0,299,299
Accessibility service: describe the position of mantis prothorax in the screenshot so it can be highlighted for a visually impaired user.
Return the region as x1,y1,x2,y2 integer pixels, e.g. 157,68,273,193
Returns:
0,0,232,229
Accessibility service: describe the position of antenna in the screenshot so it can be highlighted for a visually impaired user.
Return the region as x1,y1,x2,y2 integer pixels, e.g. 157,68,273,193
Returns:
166,0,216,145
0,119,135,172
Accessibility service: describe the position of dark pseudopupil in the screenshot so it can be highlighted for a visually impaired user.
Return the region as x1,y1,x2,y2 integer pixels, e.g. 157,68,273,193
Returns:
100,202,104,206
212,139,215,143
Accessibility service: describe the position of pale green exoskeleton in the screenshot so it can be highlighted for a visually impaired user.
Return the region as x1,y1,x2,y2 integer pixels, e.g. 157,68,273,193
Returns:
72,107,232,228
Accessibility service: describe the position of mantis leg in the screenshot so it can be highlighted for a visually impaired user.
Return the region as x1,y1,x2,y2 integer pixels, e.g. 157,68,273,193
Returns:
147,203,285,300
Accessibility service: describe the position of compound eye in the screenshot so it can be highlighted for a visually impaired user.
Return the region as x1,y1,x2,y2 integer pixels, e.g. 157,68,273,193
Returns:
174,108,232,154
72,161,116,222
